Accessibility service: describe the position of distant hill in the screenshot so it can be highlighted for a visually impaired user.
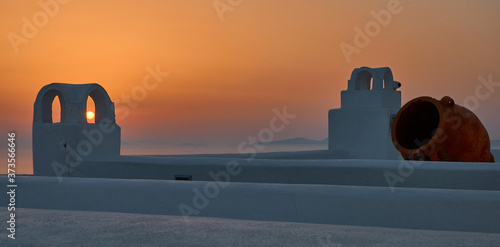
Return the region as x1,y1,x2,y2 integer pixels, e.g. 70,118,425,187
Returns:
177,142,208,147
259,137,328,146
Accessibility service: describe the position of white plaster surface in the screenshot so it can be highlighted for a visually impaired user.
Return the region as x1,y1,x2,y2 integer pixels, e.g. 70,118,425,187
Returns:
4,176,499,233
66,154,500,190
1,208,499,247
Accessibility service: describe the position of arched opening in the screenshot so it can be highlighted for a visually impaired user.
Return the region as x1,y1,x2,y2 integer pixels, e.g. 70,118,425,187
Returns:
52,95,62,123
86,96,96,124
88,88,109,124
41,89,65,123
355,70,372,90
395,101,440,149
382,70,394,89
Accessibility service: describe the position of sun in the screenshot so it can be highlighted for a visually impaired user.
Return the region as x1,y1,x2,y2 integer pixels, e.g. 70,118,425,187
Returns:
86,111,95,120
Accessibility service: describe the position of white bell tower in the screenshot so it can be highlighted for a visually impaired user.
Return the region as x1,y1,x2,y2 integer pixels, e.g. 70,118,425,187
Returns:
328,67,401,159
33,83,121,176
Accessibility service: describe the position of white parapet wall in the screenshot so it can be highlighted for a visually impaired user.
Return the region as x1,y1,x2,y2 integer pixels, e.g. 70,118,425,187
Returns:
50,154,500,191
4,176,500,233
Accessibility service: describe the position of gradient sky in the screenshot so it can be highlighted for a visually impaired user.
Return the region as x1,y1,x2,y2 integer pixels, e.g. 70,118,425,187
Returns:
1,0,500,173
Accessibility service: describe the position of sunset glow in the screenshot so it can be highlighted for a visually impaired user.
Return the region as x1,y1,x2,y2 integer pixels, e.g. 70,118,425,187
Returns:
1,0,500,174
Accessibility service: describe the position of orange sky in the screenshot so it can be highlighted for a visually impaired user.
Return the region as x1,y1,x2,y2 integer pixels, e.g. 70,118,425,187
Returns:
1,0,500,173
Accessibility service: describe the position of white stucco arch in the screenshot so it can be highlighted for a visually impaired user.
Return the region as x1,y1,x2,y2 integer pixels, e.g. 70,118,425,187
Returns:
34,83,116,124
354,69,373,90
348,67,396,91
39,88,66,123
86,86,114,124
